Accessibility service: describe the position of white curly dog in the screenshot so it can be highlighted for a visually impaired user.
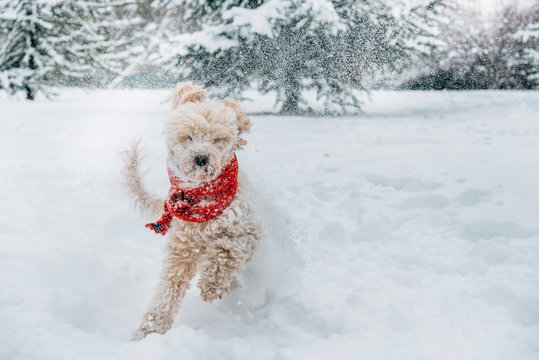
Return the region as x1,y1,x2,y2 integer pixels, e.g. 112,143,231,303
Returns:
122,83,261,341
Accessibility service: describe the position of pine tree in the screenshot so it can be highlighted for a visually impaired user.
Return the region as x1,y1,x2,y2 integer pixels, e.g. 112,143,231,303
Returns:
93,0,145,86
0,0,51,99
514,1,539,88
247,1,357,114
153,0,448,114
400,2,538,90
0,0,140,99
108,0,167,88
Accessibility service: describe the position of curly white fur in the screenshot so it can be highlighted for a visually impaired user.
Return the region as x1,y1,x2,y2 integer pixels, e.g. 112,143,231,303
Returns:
122,83,261,341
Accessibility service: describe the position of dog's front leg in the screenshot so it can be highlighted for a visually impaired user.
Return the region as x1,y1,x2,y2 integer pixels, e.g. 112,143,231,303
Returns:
197,233,257,303
132,241,198,341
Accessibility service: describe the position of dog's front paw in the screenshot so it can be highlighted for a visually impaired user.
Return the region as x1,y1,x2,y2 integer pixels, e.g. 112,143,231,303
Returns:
198,276,241,303
200,286,221,303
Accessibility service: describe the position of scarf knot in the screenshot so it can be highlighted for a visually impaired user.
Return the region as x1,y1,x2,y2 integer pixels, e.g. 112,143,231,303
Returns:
145,155,239,235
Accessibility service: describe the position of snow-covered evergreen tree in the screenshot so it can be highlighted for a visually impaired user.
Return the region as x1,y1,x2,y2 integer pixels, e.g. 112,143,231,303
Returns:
95,0,146,85
0,0,50,99
515,1,539,87
108,0,183,88
401,3,538,90
153,0,448,114
0,0,141,99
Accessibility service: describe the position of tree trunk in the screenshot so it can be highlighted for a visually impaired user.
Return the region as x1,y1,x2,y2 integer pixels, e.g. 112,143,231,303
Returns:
25,86,34,100
27,42,36,100
280,80,300,114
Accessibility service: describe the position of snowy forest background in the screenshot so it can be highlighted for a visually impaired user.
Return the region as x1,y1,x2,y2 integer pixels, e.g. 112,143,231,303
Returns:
0,0,537,114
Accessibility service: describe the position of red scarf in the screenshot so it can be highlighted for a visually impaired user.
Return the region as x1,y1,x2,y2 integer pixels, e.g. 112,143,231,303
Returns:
145,155,239,235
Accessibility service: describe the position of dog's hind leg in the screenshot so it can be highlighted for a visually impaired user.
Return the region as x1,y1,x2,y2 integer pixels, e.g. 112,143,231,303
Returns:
131,240,198,341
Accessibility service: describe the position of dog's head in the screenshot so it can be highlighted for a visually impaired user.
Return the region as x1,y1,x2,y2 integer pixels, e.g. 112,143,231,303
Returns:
164,83,251,183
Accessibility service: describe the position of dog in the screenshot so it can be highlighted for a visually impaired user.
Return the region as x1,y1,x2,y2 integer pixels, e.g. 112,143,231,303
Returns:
122,83,261,341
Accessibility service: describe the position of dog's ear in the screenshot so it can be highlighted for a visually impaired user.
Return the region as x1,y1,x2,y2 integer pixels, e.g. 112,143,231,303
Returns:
221,99,251,135
172,83,206,109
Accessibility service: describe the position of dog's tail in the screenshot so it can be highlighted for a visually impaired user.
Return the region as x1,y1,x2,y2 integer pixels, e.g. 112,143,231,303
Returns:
121,138,163,218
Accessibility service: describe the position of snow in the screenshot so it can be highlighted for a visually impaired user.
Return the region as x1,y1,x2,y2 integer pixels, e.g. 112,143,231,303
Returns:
298,0,343,26
223,2,282,36
1,89,539,359
159,26,238,57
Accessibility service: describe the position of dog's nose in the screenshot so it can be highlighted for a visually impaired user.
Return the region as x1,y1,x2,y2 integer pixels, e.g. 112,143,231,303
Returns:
194,155,208,167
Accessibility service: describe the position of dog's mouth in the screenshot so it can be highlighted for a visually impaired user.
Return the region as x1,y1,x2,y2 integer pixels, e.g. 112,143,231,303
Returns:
190,164,216,182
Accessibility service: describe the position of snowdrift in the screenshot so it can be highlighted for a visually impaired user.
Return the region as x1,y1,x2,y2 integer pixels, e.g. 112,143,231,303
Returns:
1,90,538,359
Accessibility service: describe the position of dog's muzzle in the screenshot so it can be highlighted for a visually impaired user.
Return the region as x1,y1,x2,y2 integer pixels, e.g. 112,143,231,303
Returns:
194,155,208,167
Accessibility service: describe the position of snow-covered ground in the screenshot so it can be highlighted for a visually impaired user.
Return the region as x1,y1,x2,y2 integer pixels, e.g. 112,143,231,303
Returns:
1,90,538,360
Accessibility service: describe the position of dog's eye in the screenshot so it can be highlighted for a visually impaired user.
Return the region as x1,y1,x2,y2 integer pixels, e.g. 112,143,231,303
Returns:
186,136,192,142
